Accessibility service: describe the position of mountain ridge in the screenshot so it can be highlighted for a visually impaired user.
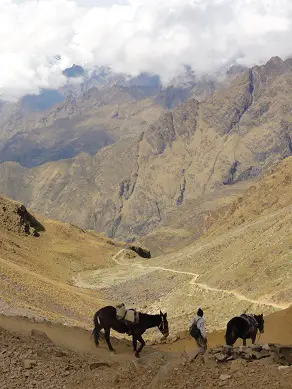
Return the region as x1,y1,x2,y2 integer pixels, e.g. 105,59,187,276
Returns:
0,56,292,243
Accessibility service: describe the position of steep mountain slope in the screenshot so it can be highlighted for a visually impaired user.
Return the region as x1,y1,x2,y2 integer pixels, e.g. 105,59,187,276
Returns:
0,57,292,241
0,195,137,326
138,182,249,256
0,86,166,167
0,65,243,169
74,157,291,334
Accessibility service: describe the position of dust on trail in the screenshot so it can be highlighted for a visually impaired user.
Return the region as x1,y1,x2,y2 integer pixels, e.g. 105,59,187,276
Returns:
78,249,289,311
0,315,135,362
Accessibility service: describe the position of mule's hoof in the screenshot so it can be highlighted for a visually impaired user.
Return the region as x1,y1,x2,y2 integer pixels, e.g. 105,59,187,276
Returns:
135,353,140,358
110,349,116,354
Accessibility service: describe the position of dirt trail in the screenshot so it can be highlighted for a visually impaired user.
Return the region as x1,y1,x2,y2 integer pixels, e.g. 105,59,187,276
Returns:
0,315,137,362
112,249,288,310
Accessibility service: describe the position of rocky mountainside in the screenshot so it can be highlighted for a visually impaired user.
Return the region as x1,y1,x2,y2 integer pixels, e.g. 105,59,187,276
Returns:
0,57,291,242
0,64,242,169
74,157,291,336
0,85,166,167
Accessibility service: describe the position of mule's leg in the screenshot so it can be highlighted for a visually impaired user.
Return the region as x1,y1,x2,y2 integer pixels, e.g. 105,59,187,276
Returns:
251,334,257,344
225,328,236,347
92,316,103,347
104,327,115,352
243,338,246,346
92,326,101,347
134,334,145,358
132,335,137,353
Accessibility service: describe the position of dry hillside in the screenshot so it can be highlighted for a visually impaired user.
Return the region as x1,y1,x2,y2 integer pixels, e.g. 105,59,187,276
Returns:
1,152,291,339
0,163,292,389
0,195,142,327
1,57,291,243
72,157,292,337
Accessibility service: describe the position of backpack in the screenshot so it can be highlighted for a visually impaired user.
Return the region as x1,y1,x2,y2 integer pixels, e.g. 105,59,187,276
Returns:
189,319,201,338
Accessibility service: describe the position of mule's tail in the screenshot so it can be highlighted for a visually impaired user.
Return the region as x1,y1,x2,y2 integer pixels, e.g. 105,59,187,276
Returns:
92,312,103,346
225,321,236,346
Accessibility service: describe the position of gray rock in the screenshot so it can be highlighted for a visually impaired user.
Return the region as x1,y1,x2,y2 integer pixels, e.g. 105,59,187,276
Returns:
242,353,253,361
272,346,292,366
220,374,231,381
278,365,290,370
30,329,51,342
251,345,263,352
214,353,227,362
89,362,111,370
251,350,271,360
22,359,37,369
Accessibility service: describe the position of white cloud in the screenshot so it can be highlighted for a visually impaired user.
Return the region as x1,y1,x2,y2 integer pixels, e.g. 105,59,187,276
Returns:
1,0,292,100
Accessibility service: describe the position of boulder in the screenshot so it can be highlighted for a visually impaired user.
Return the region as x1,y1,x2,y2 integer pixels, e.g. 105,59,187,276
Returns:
219,374,231,381
272,346,292,366
251,350,271,360
278,366,290,370
214,353,227,362
22,359,37,369
89,362,111,370
30,329,51,342
251,344,263,352
0,196,45,236
127,245,151,258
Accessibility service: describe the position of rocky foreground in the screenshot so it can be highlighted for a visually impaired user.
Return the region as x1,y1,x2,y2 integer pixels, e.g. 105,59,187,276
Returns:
1,325,292,389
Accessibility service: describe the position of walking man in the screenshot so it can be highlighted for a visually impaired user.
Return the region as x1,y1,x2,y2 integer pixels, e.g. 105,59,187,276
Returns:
189,307,207,359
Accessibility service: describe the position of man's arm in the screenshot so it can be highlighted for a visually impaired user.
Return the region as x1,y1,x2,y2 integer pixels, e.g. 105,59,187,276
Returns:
197,318,207,338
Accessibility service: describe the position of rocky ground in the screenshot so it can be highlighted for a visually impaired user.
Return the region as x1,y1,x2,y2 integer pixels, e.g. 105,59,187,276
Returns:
1,321,292,389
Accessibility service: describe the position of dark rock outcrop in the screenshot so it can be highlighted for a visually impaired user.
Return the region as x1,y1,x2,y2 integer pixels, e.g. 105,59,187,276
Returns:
0,196,45,236
127,245,151,259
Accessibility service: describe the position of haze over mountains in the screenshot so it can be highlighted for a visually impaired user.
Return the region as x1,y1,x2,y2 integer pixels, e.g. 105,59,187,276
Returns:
0,56,291,244
0,64,220,167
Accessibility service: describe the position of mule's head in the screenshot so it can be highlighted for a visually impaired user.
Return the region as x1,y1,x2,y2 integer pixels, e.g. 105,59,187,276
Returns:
158,311,169,338
255,313,264,333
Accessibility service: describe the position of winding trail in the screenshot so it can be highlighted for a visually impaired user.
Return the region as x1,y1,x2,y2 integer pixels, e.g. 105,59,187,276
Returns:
111,249,289,310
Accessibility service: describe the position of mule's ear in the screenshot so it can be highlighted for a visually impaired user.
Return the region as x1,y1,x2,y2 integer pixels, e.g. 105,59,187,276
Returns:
164,312,167,318
160,310,163,315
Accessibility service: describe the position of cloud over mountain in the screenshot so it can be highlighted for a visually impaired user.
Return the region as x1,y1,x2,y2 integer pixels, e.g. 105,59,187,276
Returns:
1,0,292,100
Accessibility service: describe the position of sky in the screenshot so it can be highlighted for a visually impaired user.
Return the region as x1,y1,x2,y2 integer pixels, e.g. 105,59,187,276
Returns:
0,0,292,101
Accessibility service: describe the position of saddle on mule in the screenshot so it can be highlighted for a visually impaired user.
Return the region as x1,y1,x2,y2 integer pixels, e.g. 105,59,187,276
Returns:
240,313,258,337
116,303,139,335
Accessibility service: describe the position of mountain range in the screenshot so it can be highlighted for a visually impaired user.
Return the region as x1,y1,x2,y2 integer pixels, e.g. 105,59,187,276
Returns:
0,56,291,245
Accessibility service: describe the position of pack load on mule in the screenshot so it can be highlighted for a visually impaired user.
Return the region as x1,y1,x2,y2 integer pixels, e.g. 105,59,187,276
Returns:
116,303,139,335
225,312,264,346
92,305,169,357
